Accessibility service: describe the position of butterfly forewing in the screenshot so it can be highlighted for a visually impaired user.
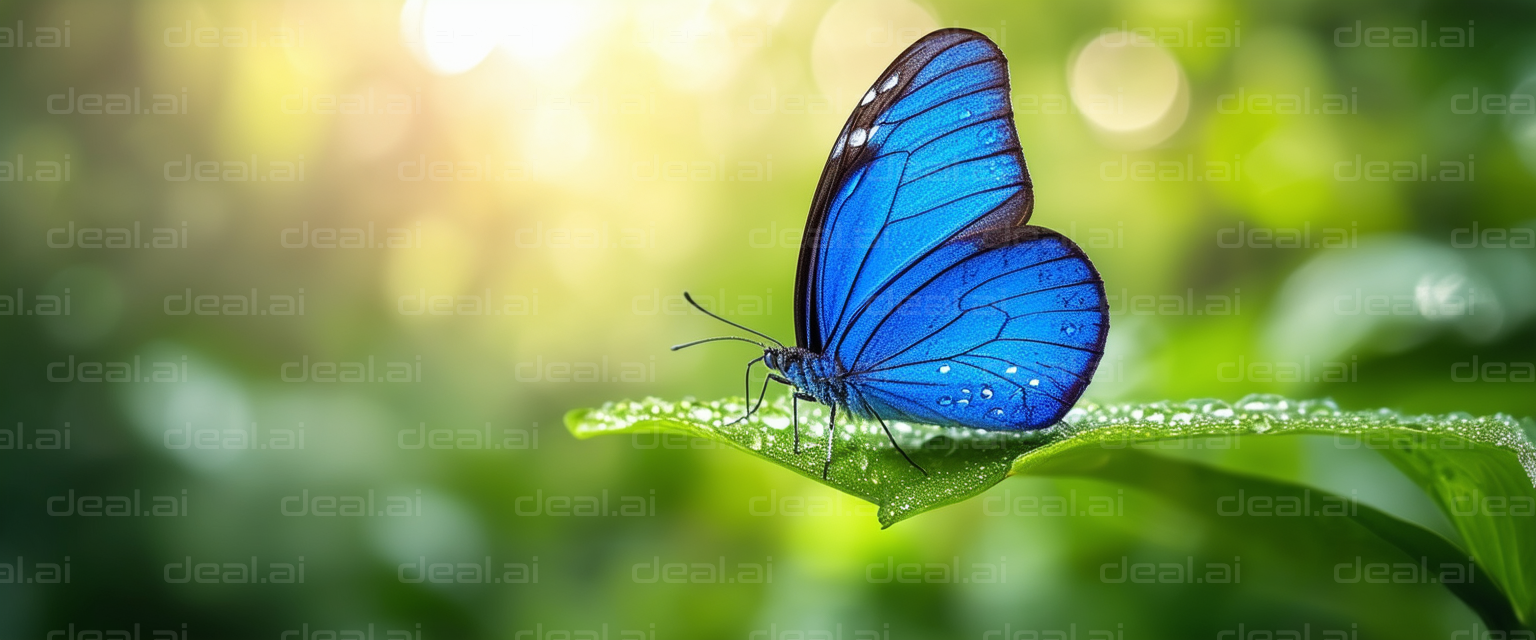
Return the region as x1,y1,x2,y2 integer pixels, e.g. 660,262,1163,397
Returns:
793,29,1033,353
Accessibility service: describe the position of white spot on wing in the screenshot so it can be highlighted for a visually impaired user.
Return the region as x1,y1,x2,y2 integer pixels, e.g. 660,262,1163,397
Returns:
832,133,846,158
861,89,876,106
880,73,899,92
849,128,867,147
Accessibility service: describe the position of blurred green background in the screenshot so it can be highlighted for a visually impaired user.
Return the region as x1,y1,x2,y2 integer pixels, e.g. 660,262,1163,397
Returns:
2,0,1535,637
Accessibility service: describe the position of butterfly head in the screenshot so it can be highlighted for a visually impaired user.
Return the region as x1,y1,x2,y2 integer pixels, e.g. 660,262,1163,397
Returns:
762,345,808,385
761,345,816,376
761,347,787,374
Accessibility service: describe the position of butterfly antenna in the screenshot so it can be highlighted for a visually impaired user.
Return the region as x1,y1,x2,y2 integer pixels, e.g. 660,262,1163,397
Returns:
671,336,765,351
683,291,785,348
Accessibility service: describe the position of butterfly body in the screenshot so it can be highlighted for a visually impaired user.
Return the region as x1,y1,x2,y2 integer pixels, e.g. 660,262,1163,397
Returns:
679,28,1108,477
763,347,859,418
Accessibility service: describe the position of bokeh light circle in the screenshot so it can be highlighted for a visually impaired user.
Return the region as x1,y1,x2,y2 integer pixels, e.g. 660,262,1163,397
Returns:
1069,32,1189,148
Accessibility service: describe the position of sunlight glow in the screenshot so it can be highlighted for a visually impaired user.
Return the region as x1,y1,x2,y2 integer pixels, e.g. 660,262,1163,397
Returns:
400,0,501,75
812,0,937,101
497,0,600,67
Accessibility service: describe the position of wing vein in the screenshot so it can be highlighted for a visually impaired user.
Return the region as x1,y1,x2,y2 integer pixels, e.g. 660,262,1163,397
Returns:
822,156,910,344
845,250,1084,369
898,148,1020,187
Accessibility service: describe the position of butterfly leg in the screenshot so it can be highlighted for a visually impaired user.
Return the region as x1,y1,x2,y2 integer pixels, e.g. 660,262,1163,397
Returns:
725,356,769,426
789,392,814,455
822,404,837,480
870,410,927,477
763,373,804,452
849,388,928,476
792,393,799,454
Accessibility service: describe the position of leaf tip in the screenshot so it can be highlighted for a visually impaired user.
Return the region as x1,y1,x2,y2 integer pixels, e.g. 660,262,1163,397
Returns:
563,408,594,437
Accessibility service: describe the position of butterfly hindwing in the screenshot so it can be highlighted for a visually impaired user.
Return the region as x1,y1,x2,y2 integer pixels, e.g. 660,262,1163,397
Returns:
794,29,1033,354
838,226,1108,430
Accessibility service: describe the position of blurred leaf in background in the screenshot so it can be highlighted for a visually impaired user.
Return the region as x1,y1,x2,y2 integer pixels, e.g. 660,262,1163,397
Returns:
2,0,1535,638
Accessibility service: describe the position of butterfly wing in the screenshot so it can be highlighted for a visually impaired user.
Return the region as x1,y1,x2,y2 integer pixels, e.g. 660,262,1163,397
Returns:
792,28,1107,429
793,29,1033,353
838,225,1108,430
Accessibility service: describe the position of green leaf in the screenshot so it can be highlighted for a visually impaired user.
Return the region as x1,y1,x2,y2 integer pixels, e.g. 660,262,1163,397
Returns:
1036,449,1527,633
565,395,1536,628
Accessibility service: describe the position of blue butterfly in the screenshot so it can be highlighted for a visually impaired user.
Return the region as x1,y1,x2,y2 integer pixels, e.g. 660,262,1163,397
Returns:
677,29,1108,479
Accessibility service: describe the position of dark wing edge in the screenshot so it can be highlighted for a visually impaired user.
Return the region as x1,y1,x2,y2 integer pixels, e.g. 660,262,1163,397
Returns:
792,28,1033,352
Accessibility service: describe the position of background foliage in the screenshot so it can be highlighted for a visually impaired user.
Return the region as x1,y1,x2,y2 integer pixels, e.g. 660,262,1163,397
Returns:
2,0,1535,638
